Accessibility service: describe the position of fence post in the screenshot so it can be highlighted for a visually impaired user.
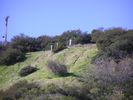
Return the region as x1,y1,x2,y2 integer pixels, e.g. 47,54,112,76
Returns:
56,42,58,48
51,44,53,52
69,39,72,46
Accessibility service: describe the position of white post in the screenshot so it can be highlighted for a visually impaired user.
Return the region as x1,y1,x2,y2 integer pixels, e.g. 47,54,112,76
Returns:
56,42,58,48
69,39,72,46
50,45,53,52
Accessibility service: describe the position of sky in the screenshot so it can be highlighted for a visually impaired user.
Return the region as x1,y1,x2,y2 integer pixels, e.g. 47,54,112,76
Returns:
0,0,133,41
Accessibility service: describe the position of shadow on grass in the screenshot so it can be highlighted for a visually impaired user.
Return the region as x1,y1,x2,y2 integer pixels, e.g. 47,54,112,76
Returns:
47,73,79,79
58,72,79,77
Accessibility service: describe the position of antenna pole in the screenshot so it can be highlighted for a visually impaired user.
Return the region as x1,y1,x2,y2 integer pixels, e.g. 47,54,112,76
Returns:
4,16,10,46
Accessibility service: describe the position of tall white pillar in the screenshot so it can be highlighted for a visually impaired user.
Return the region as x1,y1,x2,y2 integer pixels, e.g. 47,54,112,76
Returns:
69,39,72,46
56,42,59,48
51,45,53,52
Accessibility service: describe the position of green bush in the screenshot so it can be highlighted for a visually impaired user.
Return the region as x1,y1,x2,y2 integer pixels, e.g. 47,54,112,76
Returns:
0,80,89,100
0,47,25,65
91,29,104,43
47,61,68,76
37,35,52,50
9,30,92,53
11,34,40,52
0,80,40,100
96,28,133,58
19,65,38,77
91,56,133,99
90,28,133,99
52,43,66,53
44,83,60,94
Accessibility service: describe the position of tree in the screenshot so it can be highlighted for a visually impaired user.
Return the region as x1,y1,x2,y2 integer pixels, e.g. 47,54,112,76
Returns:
96,28,133,58
36,35,52,50
91,29,104,43
0,47,25,65
11,34,39,52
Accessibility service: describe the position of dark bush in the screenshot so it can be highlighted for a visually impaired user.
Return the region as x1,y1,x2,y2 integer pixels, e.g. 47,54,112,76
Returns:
0,47,25,65
96,28,133,58
2,96,14,100
47,61,68,76
37,35,52,50
19,65,38,77
81,33,91,44
91,29,104,43
52,29,92,49
60,85,91,100
90,56,133,99
0,80,90,100
52,43,66,53
11,34,40,52
44,83,91,100
61,30,84,45
0,80,40,100
96,28,126,51
9,29,92,53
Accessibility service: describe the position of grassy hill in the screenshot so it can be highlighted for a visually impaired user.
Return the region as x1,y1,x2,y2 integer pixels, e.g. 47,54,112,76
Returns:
0,44,97,90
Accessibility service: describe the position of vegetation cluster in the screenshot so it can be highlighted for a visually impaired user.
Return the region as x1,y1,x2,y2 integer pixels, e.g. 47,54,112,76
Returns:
0,27,133,100
0,29,91,65
90,28,133,100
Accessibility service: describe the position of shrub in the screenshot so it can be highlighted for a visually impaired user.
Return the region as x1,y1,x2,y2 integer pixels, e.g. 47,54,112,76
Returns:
96,28,133,58
44,83,91,100
91,29,104,43
52,43,66,53
91,56,133,99
19,65,38,77
60,85,91,100
61,29,86,45
0,47,25,65
52,29,92,51
37,35,52,50
11,34,40,52
0,80,40,100
84,56,133,99
93,56,133,85
44,83,60,94
0,80,89,100
47,61,68,76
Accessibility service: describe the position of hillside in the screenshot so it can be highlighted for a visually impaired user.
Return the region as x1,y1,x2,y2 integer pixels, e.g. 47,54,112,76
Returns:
0,44,97,90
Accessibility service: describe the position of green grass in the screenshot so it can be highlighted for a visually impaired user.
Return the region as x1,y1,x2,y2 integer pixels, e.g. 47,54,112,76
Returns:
0,44,97,90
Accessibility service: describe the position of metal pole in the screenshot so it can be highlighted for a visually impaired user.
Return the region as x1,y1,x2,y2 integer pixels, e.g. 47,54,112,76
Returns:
4,16,10,46
5,24,7,45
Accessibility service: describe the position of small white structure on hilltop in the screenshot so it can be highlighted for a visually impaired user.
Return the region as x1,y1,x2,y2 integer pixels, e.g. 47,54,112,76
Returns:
56,42,59,48
50,44,53,52
69,39,72,46
49,44,53,56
